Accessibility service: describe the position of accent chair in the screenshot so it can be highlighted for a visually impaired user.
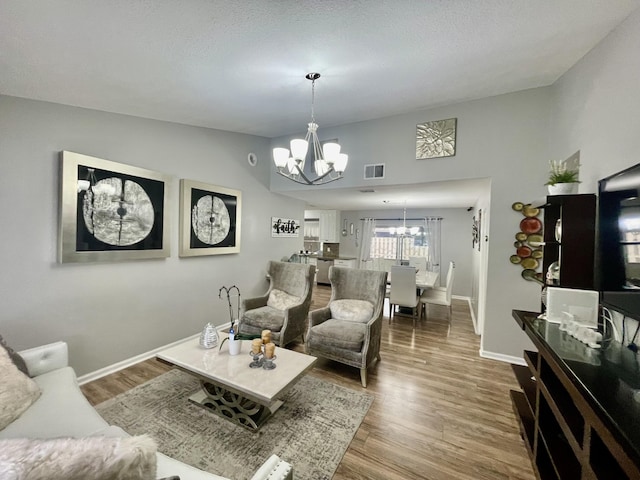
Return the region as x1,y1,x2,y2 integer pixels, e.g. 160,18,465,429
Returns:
306,266,388,387
238,261,316,347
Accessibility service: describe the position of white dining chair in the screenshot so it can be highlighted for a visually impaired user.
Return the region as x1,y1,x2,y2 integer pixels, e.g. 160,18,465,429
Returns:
389,265,419,328
409,256,427,272
420,262,455,322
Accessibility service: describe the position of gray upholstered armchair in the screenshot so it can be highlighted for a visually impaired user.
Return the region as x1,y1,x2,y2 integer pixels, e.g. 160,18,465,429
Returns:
305,267,388,387
238,261,316,347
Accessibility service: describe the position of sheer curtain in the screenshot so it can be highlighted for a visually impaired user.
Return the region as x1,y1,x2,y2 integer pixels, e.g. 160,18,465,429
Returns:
424,218,442,273
357,218,376,269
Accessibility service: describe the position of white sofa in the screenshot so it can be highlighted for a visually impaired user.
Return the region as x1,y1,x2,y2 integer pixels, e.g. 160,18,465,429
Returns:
0,341,292,480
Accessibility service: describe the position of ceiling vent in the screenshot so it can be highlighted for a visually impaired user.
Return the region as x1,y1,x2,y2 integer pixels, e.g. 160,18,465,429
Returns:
359,189,375,193
364,163,385,179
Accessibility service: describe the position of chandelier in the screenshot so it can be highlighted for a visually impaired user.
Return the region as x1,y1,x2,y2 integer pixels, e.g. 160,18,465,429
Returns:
389,206,421,236
273,73,348,185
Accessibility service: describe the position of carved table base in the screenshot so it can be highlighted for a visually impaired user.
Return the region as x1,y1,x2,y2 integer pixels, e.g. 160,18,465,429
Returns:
189,380,283,432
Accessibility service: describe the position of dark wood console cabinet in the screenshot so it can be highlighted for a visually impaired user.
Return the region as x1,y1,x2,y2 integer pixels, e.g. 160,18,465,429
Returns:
511,310,640,479
541,194,596,290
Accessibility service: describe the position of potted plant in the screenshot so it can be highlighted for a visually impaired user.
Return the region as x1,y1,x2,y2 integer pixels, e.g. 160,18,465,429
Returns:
546,159,580,195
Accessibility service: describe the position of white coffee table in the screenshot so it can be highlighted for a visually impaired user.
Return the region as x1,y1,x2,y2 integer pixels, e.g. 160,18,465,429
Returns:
157,335,317,431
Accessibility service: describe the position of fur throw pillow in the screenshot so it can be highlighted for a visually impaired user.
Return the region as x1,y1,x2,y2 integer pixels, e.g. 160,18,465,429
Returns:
0,345,41,431
0,435,158,480
0,334,29,376
267,289,300,311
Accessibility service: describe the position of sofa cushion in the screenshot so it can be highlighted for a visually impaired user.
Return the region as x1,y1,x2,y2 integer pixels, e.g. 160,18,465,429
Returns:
242,306,285,332
0,345,41,431
0,366,109,439
267,289,300,311
0,334,29,376
309,319,366,351
0,435,157,480
329,299,374,323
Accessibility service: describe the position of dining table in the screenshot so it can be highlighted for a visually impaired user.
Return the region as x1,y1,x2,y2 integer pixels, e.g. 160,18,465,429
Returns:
387,269,440,289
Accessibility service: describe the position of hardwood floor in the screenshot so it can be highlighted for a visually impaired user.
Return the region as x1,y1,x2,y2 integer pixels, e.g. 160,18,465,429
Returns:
81,285,534,480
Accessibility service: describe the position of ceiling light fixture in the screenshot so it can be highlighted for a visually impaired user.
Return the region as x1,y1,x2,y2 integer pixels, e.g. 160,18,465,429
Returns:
273,73,348,185
389,204,420,236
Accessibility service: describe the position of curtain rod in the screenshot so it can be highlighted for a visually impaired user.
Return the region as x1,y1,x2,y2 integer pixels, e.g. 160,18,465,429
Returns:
359,217,442,221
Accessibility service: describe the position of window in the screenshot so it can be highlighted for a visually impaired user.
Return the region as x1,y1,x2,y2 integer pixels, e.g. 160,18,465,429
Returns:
370,224,428,261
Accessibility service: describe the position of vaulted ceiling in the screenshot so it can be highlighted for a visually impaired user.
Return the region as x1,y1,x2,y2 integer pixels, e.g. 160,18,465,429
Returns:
2,1,638,139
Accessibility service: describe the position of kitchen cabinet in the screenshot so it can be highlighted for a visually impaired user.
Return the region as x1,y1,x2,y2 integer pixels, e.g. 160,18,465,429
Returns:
319,210,340,243
316,259,333,285
305,209,341,243
334,259,356,268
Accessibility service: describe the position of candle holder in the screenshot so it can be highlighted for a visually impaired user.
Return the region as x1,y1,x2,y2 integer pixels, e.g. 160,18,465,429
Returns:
249,350,264,368
263,354,277,370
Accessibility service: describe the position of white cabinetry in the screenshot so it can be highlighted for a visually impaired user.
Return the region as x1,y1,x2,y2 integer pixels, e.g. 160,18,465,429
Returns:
304,209,341,243
319,210,340,243
334,259,356,268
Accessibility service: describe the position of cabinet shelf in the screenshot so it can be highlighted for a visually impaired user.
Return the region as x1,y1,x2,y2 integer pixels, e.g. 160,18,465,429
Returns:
509,390,535,458
511,310,640,479
538,394,582,480
540,194,596,290
511,364,536,412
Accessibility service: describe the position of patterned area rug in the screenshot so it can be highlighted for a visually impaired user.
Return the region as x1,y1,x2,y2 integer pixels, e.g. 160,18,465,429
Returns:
96,369,373,480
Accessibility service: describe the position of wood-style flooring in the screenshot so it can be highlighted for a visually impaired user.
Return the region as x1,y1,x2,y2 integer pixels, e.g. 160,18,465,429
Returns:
81,285,534,480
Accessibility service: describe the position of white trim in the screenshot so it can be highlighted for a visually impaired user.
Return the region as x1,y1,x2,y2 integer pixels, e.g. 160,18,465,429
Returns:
77,323,231,385
479,348,526,366
451,295,479,334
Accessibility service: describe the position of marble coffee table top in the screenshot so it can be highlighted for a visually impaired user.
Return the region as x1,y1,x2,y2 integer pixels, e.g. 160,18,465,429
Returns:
157,335,317,404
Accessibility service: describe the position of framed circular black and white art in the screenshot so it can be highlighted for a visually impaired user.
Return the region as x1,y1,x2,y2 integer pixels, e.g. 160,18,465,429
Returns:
178,179,242,257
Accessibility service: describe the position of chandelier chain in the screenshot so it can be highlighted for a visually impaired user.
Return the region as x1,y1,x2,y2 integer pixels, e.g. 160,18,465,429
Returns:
310,78,316,124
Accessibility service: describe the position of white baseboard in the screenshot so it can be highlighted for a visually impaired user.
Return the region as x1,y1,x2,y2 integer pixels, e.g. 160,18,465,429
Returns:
451,295,479,335
479,349,526,366
77,324,231,385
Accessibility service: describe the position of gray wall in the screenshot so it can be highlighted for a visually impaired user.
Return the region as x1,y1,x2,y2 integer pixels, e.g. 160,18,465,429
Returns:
551,8,640,186
272,88,552,359
0,95,306,375
550,9,640,341
339,208,474,297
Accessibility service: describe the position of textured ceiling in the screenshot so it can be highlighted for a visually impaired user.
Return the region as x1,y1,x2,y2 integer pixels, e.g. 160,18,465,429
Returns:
1,1,639,138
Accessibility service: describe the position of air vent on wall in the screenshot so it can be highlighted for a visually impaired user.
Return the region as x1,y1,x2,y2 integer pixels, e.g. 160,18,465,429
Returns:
364,163,385,179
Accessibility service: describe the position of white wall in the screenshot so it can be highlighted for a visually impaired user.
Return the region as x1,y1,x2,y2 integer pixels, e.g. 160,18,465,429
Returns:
551,8,640,187
0,95,306,375
272,88,552,360
339,208,474,297
470,187,492,332
551,8,640,340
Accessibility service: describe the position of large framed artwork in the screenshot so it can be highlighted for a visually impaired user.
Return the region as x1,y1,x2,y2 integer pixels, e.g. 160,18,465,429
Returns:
179,179,241,257
58,151,171,263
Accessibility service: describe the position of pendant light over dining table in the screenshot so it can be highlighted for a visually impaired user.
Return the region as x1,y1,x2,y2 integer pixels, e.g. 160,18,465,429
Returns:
273,73,348,185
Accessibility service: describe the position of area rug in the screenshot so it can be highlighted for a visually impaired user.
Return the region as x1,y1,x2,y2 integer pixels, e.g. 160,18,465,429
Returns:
96,369,373,480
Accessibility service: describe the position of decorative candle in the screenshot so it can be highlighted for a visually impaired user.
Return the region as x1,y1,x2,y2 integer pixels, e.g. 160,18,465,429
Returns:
261,329,272,345
251,338,263,355
264,342,275,359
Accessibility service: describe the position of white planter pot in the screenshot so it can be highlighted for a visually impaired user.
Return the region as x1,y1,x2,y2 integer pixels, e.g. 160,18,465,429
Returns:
547,182,578,195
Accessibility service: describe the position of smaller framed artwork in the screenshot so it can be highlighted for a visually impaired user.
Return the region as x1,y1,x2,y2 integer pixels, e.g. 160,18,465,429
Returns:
472,209,482,251
271,217,300,238
179,179,241,257
58,151,171,263
416,117,457,159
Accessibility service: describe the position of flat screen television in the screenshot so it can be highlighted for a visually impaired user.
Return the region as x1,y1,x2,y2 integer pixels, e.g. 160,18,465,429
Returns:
598,162,640,321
